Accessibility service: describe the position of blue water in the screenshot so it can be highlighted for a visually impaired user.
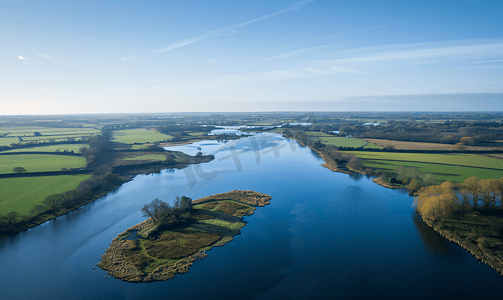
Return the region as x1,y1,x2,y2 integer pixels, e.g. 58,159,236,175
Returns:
1,133,502,299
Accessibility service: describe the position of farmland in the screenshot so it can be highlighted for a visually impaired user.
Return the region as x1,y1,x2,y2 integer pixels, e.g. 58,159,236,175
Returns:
0,154,86,174
343,152,503,170
0,175,91,215
343,151,503,182
2,144,87,153
305,132,381,149
122,154,167,161
0,127,100,146
112,129,174,144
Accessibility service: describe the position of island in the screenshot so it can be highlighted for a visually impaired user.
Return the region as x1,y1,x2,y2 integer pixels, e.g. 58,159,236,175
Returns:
98,190,272,282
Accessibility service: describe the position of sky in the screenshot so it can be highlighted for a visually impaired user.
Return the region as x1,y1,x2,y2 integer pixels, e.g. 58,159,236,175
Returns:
1,0,502,114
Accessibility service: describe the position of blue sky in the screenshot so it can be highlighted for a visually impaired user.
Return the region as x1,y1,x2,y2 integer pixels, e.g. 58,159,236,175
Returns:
1,0,502,114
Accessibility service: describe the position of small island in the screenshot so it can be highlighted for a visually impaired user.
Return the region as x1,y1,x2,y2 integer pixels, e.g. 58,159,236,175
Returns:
98,190,272,282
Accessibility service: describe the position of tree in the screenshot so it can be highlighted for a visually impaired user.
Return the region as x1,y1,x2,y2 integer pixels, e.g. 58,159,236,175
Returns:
415,182,456,223
478,179,501,210
43,194,64,212
30,205,46,216
13,167,27,173
5,212,20,226
141,198,172,223
180,196,193,211
462,177,481,207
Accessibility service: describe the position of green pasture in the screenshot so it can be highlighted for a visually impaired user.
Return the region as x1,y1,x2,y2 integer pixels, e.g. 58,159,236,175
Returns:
0,137,19,147
360,160,503,183
187,132,208,136
3,144,87,153
0,126,99,136
131,144,149,150
122,154,166,161
0,175,91,215
0,154,86,174
343,152,503,170
112,129,173,144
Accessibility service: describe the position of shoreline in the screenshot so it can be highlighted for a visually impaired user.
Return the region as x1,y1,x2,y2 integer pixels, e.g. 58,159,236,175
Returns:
98,190,272,282
287,134,503,276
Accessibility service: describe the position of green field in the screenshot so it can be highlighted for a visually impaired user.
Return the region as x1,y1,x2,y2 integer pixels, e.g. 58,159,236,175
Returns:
112,129,173,144
306,132,380,149
0,126,99,146
122,154,166,161
0,175,91,215
2,144,87,153
345,151,503,182
0,154,86,174
360,160,503,182
343,152,503,170
0,137,20,147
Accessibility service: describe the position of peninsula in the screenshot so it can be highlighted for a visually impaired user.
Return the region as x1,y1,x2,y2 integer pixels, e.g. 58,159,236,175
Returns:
98,190,272,282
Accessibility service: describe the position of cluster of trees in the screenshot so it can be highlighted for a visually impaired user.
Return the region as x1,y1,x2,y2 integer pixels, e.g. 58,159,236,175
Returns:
392,166,438,193
141,196,193,225
341,120,503,145
79,133,111,168
415,177,503,223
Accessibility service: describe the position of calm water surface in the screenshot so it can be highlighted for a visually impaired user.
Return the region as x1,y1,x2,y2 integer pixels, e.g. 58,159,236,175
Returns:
1,133,502,299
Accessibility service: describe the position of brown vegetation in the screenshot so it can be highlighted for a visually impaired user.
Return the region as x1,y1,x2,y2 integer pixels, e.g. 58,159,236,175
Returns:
193,190,272,207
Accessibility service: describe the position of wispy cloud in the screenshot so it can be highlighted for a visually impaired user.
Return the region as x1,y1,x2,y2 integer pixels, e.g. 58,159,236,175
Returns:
265,44,337,61
37,53,67,64
331,66,359,73
155,0,316,53
121,56,152,66
18,55,27,60
325,40,503,64
208,58,217,64
306,67,331,74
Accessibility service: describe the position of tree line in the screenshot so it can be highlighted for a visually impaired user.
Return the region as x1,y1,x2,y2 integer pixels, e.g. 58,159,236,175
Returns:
415,177,503,224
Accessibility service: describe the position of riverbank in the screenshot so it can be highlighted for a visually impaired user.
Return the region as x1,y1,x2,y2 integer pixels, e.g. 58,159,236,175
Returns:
0,150,214,239
422,214,503,277
98,190,272,282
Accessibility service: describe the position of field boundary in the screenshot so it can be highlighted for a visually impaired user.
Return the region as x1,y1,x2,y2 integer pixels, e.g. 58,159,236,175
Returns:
0,169,91,178
0,151,81,156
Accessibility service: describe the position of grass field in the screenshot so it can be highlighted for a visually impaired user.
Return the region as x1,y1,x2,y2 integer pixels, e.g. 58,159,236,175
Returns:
0,175,91,215
0,137,20,147
2,144,87,153
0,126,100,146
345,152,503,182
0,154,86,174
305,132,381,149
122,154,166,161
344,152,503,170
112,129,174,144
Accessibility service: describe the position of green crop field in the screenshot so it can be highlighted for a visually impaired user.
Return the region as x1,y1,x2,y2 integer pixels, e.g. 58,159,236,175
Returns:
112,129,173,144
343,152,503,170
0,154,86,174
0,137,20,147
360,160,503,183
122,154,166,161
0,175,91,215
2,144,87,153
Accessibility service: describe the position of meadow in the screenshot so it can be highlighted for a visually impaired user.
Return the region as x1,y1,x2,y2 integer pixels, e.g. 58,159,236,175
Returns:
0,175,91,215
2,144,87,153
306,132,381,149
343,152,503,170
358,159,503,182
122,154,167,161
0,126,99,146
112,129,174,144
0,154,86,174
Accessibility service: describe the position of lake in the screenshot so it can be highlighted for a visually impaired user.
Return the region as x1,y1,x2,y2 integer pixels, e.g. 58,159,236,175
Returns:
1,132,502,299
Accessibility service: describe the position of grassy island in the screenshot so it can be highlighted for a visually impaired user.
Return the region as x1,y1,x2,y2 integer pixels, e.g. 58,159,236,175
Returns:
98,190,272,282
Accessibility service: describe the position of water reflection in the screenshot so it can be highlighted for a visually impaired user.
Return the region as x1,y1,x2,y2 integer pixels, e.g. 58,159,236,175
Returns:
411,212,451,255
348,172,364,181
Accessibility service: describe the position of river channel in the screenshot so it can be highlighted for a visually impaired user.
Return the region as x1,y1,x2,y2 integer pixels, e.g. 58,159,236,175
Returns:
1,132,502,299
